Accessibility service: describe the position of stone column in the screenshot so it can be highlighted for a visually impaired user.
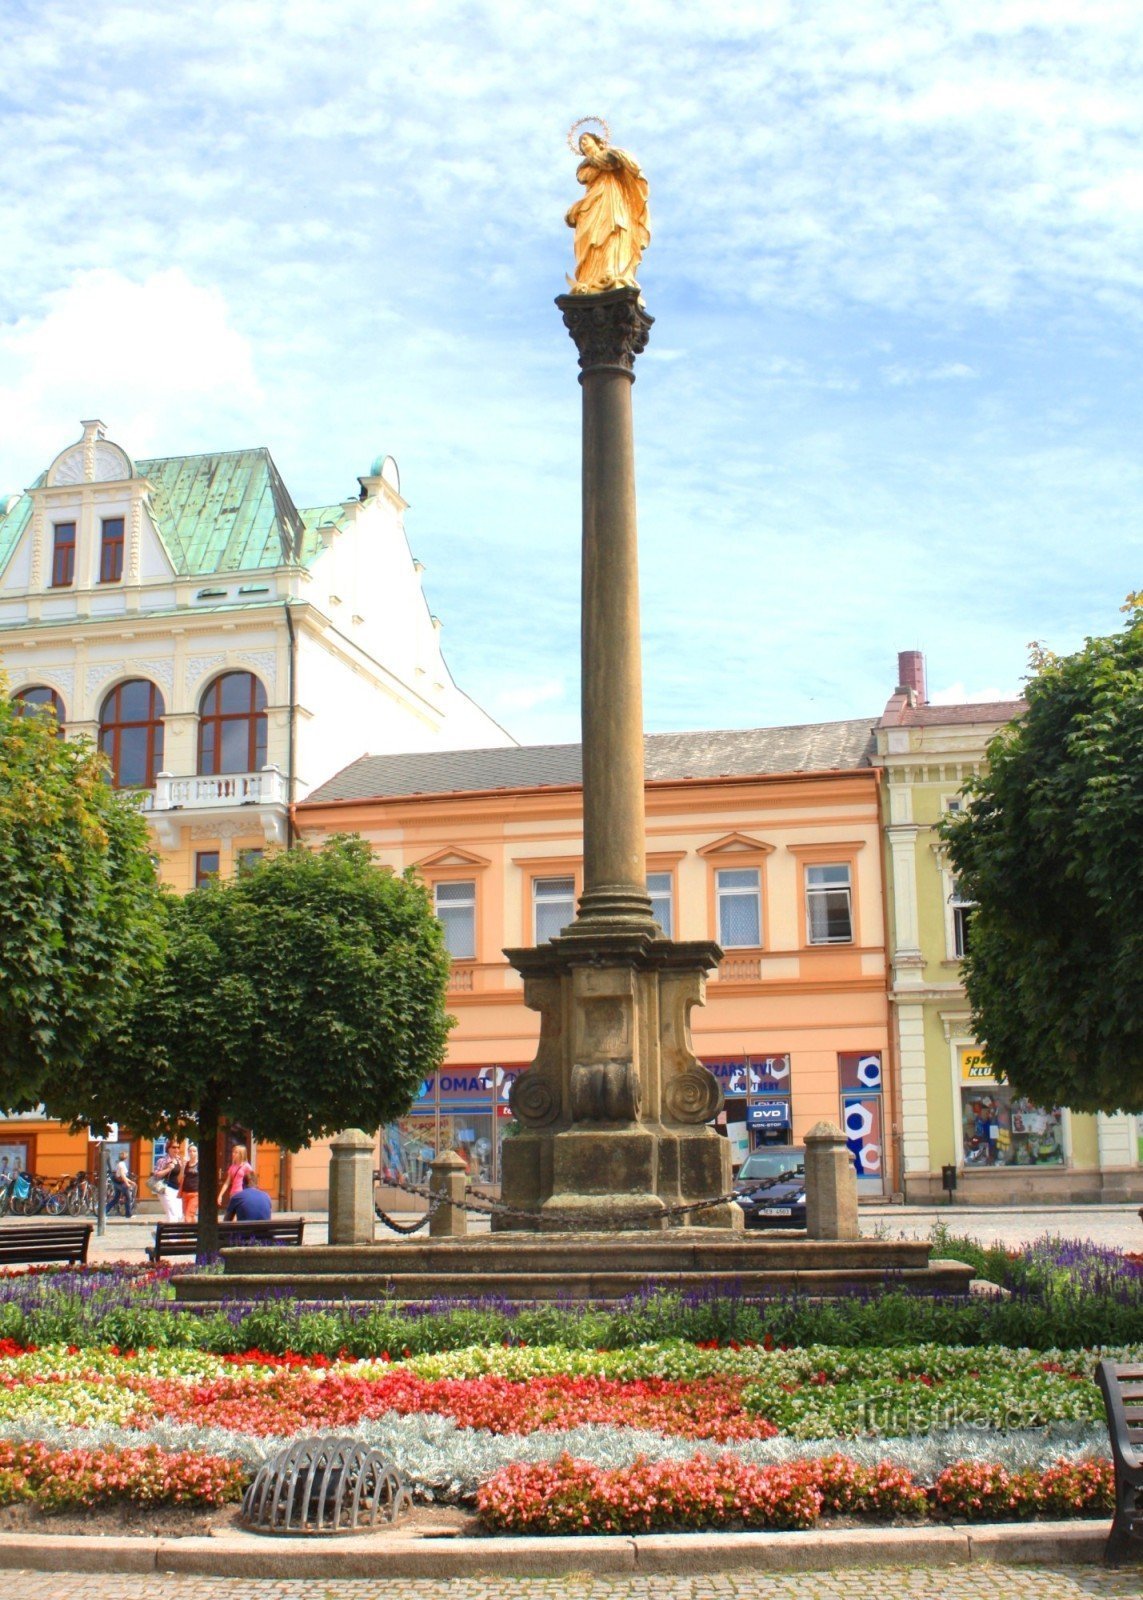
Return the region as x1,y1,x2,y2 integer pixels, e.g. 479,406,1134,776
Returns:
327,1128,376,1245
555,286,656,934
804,1121,860,1241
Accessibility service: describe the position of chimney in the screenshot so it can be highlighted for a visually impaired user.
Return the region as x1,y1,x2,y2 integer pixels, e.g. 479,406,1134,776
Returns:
897,650,927,705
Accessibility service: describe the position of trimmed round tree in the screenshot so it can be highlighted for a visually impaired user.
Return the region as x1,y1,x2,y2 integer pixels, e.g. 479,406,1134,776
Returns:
0,679,164,1109
45,834,452,1250
941,598,1143,1113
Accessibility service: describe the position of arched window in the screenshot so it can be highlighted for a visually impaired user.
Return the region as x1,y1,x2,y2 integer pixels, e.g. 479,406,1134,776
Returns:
12,686,65,737
197,671,267,775
99,680,165,788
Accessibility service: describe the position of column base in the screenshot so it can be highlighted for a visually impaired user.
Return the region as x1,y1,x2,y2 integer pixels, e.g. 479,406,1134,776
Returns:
499,931,743,1233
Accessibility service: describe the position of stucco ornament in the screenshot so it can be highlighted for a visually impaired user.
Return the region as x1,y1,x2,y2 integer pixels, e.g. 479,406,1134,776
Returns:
565,120,650,295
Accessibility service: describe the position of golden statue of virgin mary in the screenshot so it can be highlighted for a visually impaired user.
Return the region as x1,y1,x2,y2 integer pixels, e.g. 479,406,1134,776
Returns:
565,121,650,295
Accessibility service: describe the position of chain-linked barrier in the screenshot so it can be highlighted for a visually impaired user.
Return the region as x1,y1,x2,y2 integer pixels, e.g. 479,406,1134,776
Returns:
374,1176,740,1233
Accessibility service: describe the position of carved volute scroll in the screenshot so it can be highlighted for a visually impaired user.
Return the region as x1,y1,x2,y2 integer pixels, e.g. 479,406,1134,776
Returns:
508,974,564,1129
659,968,723,1127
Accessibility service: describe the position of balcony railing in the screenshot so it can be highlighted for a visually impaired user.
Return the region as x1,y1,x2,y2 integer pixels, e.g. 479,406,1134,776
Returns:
150,766,287,811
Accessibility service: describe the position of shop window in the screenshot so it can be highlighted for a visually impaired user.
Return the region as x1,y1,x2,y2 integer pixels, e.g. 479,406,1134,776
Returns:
435,879,476,960
12,685,65,737
806,863,853,944
198,671,268,775
99,679,165,788
99,517,125,583
716,867,761,948
51,522,75,588
647,871,673,937
533,876,575,944
958,1049,1063,1167
195,850,220,888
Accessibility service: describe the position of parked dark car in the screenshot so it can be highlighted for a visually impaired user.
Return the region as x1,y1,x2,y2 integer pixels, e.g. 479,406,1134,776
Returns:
733,1145,806,1229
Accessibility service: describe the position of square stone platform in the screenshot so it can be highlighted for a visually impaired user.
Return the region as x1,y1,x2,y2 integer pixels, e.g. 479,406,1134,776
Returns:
172,1231,974,1303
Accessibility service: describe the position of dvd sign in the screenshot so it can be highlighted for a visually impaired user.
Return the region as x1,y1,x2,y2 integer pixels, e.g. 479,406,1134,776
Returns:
746,1100,790,1128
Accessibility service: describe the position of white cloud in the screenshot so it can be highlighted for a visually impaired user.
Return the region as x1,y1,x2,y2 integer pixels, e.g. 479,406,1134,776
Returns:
0,270,264,482
929,683,1023,706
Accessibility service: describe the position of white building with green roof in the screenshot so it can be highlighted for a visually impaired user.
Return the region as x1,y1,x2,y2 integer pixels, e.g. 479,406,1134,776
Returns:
0,419,513,891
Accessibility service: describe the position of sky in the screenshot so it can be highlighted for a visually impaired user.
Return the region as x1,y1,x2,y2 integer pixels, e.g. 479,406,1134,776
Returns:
1,0,1140,745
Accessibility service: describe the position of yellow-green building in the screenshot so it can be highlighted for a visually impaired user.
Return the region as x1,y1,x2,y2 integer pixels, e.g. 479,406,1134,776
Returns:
876,651,1142,1204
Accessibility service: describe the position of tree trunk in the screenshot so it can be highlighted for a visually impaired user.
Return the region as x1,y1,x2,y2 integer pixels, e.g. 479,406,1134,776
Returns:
196,1093,221,1257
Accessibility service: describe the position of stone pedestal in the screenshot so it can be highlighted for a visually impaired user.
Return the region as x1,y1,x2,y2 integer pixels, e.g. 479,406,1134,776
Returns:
327,1128,376,1246
804,1121,860,1240
501,930,741,1231
428,1150,468,1238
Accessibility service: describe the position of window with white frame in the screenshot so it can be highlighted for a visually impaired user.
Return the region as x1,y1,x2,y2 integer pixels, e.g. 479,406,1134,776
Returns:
434,880,476,960
950,878,975,959
533,876,575,944
647,871,673,937
806,863,853,944
716,867,761,948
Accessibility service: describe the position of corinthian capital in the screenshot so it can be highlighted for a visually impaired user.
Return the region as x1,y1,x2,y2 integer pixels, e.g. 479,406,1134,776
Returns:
555,286,653,376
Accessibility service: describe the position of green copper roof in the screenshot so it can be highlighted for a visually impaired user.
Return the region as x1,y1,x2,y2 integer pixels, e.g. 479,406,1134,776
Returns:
0,493,33,574
0,449,349,583
297,502,350,566
137,448,307,575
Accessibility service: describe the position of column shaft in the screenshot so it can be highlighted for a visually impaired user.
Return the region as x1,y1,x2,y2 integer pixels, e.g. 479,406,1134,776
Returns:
581,365,646,904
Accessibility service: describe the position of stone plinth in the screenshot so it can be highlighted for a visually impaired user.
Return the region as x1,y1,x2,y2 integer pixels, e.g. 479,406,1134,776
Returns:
501,929,741,1231
327,1128,376,1246
805,1120,860,1240
173,1232,976,1303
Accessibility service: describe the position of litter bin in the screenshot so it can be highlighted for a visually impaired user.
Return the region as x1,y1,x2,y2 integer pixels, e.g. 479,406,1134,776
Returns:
941,1164,958,1204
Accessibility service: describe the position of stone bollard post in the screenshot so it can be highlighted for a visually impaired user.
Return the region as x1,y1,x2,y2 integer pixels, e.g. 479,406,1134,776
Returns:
804,1121,859,1241
428,1151,468,1238
327,1128,376,1245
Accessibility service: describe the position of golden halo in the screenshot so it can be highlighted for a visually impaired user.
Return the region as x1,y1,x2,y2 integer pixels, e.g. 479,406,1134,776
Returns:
567,116,610,153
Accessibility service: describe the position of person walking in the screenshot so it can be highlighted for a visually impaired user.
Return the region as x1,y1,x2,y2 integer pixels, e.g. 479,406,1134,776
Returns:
179,1144,200,1224
109,1152,135,1219
153,1146,184,1223
217,1143,254,1213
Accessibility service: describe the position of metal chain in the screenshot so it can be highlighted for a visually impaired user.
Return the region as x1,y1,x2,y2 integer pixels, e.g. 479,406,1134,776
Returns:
373,1190,446,1234
384,1177,739,1231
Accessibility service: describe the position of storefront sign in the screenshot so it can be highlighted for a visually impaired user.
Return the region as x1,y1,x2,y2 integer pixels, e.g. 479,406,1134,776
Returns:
413,1066,527,1109
746,1100,790,1128
702,1056,791,1095
960,1049,1000,1085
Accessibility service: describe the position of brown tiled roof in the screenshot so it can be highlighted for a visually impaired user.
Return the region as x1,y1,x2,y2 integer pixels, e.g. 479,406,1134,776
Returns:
306,718,878,804
895,701,1024,726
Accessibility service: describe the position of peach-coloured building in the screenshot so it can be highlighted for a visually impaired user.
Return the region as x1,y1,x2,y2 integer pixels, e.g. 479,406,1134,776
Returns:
292,719,894,1208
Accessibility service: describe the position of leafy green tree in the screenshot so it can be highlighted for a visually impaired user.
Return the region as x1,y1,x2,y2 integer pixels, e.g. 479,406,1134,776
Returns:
0,678,164,1108
941,598,1143,1113
44,835,452,1249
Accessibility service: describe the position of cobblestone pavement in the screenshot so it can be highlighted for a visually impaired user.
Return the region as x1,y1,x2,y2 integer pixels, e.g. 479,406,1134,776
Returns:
83,1203,1140,1260
864,1204,1143,1253
5,1568,1142,1600
24,1201,1143,1263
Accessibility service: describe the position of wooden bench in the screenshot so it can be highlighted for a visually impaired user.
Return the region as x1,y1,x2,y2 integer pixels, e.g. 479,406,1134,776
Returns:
1095,1359,1143,1564
0,1222,93,1267
146,1216,306,1261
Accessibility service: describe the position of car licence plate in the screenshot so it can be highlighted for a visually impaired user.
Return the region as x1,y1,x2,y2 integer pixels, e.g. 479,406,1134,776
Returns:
763,1207,793,1217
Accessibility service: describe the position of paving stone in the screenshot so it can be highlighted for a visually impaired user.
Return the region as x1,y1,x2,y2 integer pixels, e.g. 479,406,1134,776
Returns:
4,1566,1143,1600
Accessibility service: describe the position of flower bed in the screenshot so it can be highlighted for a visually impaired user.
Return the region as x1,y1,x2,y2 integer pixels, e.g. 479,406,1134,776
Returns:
0,1234,1131,1536
476,1452,1113,1535
3,1233,1143,1354
0,1440,243,1511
